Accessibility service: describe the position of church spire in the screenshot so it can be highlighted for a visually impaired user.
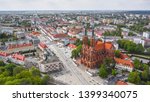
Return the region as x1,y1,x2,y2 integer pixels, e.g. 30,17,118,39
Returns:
92,26,95,38
82,23,88,45
84,23,88,36
90,26,95,47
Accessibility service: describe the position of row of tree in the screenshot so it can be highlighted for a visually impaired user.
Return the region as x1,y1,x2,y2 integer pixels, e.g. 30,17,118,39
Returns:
128,59,150,85
0,61,51,85
128,70,150,85
103,27,122,37
129,19,150,33
117,39,145,54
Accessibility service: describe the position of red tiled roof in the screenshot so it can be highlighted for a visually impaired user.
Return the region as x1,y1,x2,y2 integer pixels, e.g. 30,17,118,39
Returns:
8,43,33,49
39,42,47,49
96,31,103,36
116,80,128,85
0,52,8,57
53,34,68,38
68,44,77,49
31,31,40,36
120,53,129,59
12,53,25,61
69,38,77,41
68,28,81,35
114,58,134,68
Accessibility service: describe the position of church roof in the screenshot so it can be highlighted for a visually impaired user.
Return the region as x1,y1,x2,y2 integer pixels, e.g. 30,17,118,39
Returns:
95,41,113,51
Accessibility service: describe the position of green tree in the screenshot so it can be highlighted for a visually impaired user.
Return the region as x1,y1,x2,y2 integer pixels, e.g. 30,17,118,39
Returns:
134,59,141,69
103,58,115,68
142,70,149,81
76,44,82,54
112,69,117,76
146,81,150,85
99,64,108,78
5,63,16,76
0,60,5,66
71,49,78,58
13,66,24,76
136,44,144,53
19,78,32,85
31,76,42,85
114,50,121,58
128,71,141,84
0,62,52,85
16,70,31,79
128,32,135,36
30,67,41,77
41,75,51,85
75,39,82,46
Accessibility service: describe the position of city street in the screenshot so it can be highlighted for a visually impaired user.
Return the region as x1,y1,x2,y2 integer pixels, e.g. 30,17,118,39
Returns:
39,28,105,85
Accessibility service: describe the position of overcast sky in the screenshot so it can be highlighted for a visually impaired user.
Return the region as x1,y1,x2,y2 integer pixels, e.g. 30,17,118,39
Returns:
0,0,150,11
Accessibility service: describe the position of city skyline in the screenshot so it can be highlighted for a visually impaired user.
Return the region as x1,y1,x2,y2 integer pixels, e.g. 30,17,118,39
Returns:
0,0,150,11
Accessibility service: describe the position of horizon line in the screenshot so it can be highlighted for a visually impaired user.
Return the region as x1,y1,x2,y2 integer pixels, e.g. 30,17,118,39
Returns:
0,9,150,11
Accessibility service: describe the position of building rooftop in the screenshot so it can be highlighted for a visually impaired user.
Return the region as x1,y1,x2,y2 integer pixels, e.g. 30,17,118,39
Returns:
39,42,48,49
0,51,9,57
68,44,77,49
114,58,134,68
8,43,33,49
116,80,128,85
53,34,68,38
11,53,25,61
95,41,113,51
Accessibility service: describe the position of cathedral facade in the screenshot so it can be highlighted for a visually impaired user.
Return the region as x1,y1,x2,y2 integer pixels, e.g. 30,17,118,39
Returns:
81,28,114,69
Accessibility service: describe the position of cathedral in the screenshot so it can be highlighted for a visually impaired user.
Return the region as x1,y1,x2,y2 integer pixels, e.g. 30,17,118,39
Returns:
81,27,115,69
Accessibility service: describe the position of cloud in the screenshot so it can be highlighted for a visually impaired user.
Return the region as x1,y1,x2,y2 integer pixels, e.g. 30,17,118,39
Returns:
0,0,149,10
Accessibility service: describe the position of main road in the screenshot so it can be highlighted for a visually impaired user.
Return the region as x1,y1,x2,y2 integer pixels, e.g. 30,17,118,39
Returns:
49,44,89,85
37,24,105,85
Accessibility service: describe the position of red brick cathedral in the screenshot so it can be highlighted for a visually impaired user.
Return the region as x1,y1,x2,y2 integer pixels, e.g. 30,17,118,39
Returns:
81,27,114,69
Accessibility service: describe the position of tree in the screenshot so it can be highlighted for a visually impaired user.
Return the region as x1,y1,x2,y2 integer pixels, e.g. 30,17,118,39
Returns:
41,75,51,85
136,44,144,54
112,69,117,76
128,71,141,84
0,62,53,85
103,58,115,68
99,64,108,78
30,67,41,77
76,44,82,55
142,64,149,81
75,39,82,46
16,70,31,79
71,49,78,58
0,61,5,66
5,63,16,76
114,50,121,58
146,81,150,85
134,59,141,69
117,39,145,54
13,66,24,76
142,70,149,81
128,32,135,36
31,76,42,85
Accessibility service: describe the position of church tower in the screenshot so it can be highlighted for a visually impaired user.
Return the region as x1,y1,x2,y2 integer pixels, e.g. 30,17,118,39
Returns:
82,24,88,45
90,26,96,47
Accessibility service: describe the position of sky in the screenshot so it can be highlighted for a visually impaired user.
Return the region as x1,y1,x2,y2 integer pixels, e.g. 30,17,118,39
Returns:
0,0,150,11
